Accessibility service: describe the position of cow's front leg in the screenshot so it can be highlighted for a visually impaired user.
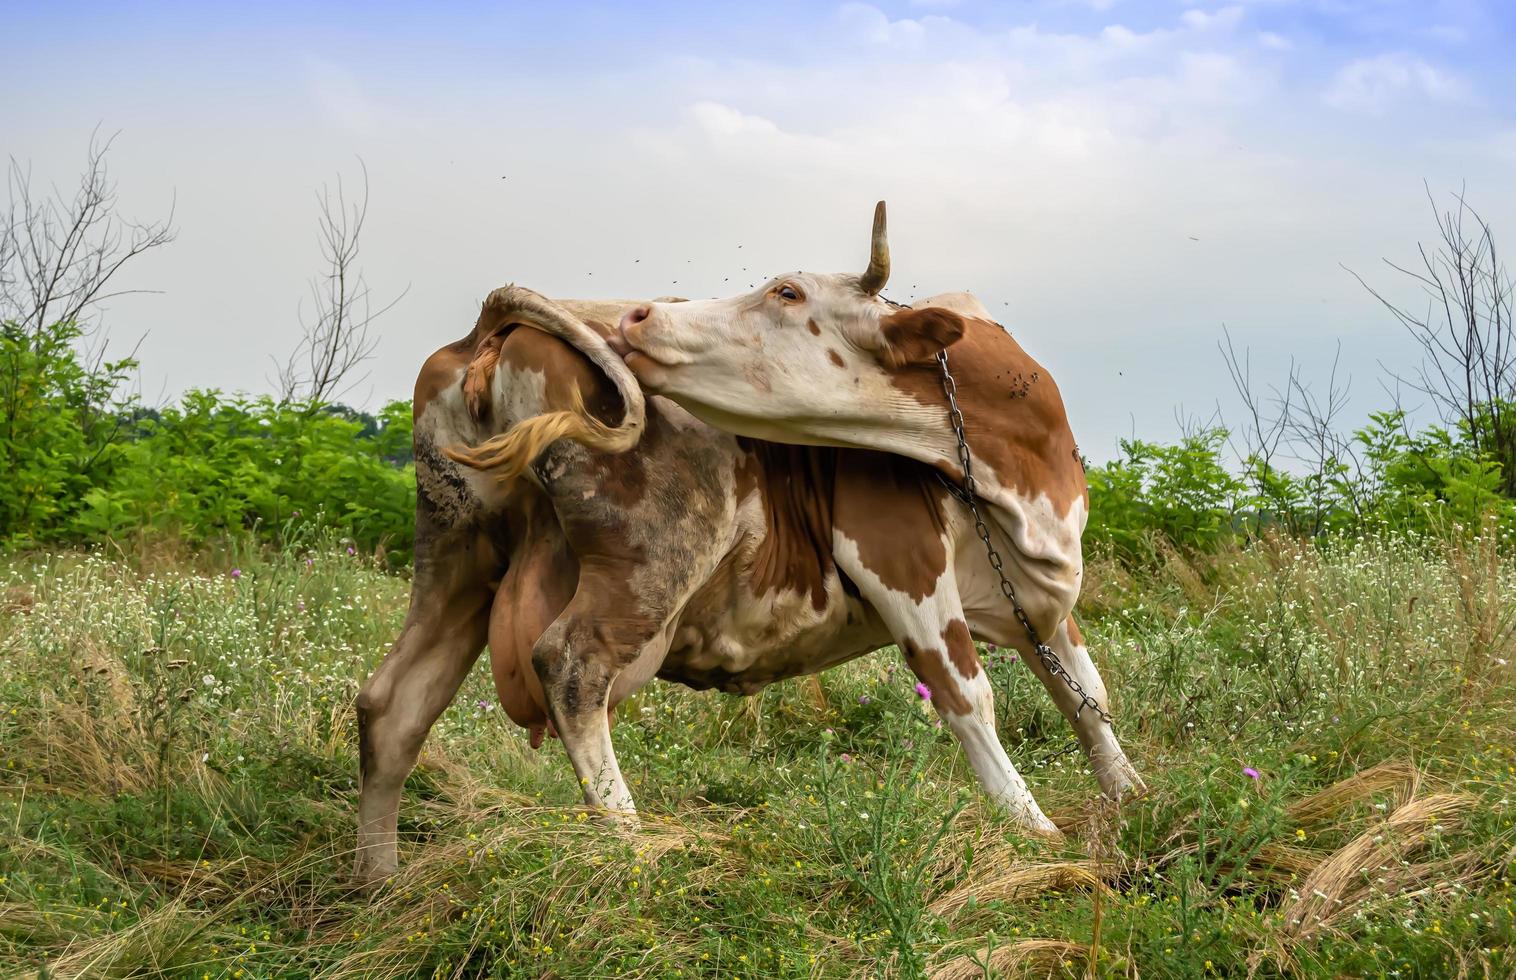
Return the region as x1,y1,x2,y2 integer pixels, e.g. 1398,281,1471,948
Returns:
836,551,1060,838
354,543,491,883
1022,615,1144,801
910,617,1061,838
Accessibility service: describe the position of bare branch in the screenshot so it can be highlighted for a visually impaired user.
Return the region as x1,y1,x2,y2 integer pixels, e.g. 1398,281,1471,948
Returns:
1,129,176,343
275,160,407,408
1347,185,1514,494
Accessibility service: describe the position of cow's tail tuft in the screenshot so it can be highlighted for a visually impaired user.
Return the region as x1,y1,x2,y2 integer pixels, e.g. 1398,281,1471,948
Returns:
444,285,645,482
443,386,624,483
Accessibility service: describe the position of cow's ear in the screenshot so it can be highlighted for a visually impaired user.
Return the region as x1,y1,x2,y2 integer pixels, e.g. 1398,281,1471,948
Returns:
877,307,966,368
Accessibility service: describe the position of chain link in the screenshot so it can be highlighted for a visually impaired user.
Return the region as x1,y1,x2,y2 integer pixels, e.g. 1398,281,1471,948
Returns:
935,349,1114,727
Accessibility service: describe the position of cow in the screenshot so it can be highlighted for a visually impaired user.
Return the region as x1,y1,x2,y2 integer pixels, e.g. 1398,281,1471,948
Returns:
352,208,1143,883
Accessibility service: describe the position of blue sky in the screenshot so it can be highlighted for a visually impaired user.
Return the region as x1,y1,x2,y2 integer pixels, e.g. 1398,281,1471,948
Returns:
4,0,1514,457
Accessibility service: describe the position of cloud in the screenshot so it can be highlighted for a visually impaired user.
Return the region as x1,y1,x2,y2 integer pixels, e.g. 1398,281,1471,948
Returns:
1180,5,1244,32
1323,53,1469,114
1256,31,1293,50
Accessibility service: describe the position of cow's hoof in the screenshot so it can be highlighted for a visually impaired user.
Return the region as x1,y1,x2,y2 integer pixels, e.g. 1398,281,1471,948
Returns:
351,867,393,890
1021,809,1066,843
595,809,641,834
351,855,396,889
1105,772,1150,805
1029,822,1067,844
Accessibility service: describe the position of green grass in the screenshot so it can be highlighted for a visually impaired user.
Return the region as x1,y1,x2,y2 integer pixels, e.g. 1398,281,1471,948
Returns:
2,528,1514,978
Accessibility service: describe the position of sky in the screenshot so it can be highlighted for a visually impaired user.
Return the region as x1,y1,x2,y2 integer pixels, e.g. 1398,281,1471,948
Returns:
4,0,1515,460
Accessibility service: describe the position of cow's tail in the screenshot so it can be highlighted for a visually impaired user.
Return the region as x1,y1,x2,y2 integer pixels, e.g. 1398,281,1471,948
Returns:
443,285,645,482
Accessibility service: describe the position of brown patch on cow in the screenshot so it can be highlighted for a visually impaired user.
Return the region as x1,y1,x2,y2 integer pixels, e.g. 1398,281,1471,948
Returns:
827,348,846,368
887,317,1087,518
592,414,658,509
941,618,981,681
879,307,966,368
1066,615,1085,648
413,339,472,419
834,451,948,602
807,318,821,336
902,639,972,715
498,328,624,425
736,439,836,611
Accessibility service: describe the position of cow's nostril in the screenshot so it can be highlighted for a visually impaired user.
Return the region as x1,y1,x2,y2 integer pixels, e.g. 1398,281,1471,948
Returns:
622,305,652,329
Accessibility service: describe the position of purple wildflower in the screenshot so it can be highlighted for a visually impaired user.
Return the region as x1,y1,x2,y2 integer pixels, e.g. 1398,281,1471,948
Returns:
305,558,313,568
839,753,852,763
915,682,932,701
230,568,242,580
346,546,355,556
858,695,870,705
1243,766,1260,780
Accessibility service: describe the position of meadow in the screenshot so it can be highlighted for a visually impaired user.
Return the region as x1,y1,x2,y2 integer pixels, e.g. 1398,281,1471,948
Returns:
3,522,1512,978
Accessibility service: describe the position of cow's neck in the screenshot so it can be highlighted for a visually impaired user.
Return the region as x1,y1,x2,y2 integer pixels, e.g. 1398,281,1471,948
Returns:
837,318,1087,522
735,438,839,613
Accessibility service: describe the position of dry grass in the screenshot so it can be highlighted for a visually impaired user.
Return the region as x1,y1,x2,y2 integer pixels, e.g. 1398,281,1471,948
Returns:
1286,758,1421,826
929,861,1109,920
1281,792,1478,941
929,938,1089,980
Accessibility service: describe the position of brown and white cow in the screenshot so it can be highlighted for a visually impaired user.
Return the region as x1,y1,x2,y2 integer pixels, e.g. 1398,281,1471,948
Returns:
352,211,1142,882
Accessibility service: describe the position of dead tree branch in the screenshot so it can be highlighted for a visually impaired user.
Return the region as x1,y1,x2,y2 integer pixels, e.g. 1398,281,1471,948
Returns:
1345,183,1514,493
275,161,406,407
0,129,176,344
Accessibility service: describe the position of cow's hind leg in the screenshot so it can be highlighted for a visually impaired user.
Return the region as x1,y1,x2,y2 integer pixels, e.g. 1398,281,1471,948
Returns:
354,539,491,883
531,561,666,826
1023,615,1144,801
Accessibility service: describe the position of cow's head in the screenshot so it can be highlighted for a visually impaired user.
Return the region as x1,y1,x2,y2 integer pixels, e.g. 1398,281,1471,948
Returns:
611,203,968,445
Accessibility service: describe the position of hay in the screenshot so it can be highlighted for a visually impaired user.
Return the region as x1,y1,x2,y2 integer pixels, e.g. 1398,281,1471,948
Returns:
929,861,1109,919
1286,759,1420,826
1280,792,1475,941
931,939,1088,980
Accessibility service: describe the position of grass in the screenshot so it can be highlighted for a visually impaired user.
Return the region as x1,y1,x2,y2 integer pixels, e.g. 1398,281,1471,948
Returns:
1,527,1514,978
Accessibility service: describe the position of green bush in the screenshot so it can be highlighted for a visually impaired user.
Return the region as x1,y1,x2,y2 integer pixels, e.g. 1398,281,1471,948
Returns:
0,320,138,544
1085,429,1246,558
1087,412,1515,561
2,320,416,560
72,392,416,560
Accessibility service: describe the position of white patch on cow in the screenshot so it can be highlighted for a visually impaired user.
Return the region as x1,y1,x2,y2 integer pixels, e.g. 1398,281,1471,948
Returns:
947,490,1085,644
414,366,510,515
661,481,884,690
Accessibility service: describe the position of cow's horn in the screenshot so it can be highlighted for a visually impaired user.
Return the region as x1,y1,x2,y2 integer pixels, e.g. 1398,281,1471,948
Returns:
858,200,889,296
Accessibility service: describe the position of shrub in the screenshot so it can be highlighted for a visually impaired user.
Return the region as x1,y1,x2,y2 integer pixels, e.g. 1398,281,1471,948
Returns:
2,320,415,560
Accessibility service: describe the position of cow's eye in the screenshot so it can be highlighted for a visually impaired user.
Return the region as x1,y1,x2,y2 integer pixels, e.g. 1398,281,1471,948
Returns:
777,285,801,302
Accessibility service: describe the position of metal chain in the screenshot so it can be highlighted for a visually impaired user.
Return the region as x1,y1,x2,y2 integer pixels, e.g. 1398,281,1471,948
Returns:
935,348,1114,727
